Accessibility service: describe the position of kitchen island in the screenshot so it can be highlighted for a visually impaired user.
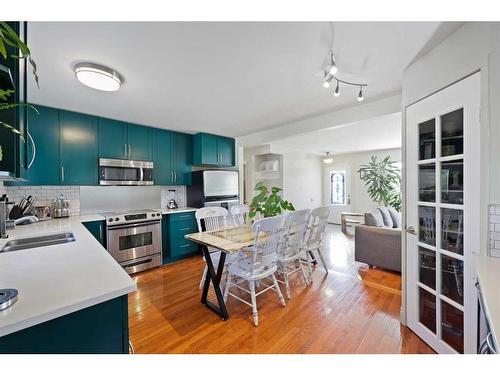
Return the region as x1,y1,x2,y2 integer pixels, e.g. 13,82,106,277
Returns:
0,215,136,353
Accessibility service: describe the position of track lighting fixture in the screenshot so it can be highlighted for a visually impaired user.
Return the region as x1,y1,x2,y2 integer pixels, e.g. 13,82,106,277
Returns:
358,86,364,102
321,49,368,102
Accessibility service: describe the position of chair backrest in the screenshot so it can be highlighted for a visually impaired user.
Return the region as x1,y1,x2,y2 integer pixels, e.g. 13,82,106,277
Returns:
249,215,286,277
280,209,311,258
230,204,250,226
195,207,229,233
305,205,331,248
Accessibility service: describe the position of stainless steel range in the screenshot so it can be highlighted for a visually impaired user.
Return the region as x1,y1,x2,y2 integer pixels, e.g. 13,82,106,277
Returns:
104,209,162,274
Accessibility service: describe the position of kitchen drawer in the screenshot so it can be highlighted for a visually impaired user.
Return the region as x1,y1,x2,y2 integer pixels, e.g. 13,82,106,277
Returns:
170,237,198,257
169,220,198,239
169,212,196,223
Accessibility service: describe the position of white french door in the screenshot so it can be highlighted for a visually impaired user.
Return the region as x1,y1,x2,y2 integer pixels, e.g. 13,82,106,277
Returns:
406,72,480,354
324,166,352,224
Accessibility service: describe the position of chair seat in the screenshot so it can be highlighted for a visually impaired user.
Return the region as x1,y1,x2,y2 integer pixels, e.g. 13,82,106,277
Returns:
228,259,277,280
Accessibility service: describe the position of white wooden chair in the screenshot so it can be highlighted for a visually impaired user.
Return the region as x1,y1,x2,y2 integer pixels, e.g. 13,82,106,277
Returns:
230,204,250,226
303,205,331,275
223,215,287,326
277,209,312,299
195,207,229,289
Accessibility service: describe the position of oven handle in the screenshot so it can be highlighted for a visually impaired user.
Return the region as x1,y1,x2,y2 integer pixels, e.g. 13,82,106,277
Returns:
122,258,153,269
107,220,161,231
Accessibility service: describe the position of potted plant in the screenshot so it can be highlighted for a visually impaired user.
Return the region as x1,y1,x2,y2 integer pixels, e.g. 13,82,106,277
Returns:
357,155,402,211
0,21,38,161
248,181,295,219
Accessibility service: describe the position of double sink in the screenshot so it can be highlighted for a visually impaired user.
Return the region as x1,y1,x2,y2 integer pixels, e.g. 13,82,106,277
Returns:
0,232,75,253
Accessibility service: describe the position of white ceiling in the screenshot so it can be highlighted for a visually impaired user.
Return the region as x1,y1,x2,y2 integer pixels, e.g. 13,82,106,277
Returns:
272,112,402,155
27,22,442,136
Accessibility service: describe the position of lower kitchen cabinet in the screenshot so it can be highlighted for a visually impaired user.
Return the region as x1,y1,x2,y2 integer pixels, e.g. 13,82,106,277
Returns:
162,212,199,264
82,220,106,247
0,295,129,354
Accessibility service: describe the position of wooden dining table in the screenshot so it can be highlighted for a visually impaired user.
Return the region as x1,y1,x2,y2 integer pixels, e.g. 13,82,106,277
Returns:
185,224,258,321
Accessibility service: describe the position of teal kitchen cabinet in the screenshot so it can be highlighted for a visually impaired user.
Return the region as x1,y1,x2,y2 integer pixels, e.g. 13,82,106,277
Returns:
162,212,198,264
59,110,98,185
98,118,127,159
5,106,60,186
0,295,129,354
82,220,106,247
218,136,235,167
127,124,152,161
192,133,235,167
98,119,151,161
152,128,174,185
172,132,192,186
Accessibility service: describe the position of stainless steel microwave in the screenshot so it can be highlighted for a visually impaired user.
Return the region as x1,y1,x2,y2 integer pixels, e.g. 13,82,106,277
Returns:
99,158,154,186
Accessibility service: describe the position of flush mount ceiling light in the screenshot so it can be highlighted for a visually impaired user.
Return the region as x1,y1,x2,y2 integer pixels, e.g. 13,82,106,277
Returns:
74,62,122,91
323,152,333,164
322,49,367,102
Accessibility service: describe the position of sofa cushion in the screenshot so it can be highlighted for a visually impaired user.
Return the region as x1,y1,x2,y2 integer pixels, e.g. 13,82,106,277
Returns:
364,209,384,227
388,207,401,228
378,207,393,228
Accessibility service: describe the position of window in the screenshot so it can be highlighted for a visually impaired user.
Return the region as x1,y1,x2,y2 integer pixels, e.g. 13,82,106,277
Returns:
330,171,346,205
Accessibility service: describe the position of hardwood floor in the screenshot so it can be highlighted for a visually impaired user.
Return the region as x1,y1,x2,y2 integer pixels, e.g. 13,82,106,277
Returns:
128,224,434,354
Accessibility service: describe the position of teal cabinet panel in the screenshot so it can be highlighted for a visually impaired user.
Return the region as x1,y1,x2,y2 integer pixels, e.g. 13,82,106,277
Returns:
82,220,106,246
169,211,196,223
0,295,129,354
6,106,60,186
169,219,197,240
162,212,198,263
127,124,151,161
192,133,235,167
59,110,98,185
172,132,192,186
193,133,218,165
218,136,235,167
98,118,127,159
171,238,198,256
152,128,174,185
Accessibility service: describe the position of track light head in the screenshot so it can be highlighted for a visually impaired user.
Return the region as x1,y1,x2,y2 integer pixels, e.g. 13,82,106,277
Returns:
334,81,340,96
357,86,364,102
328,50,338,75
323,80,330,89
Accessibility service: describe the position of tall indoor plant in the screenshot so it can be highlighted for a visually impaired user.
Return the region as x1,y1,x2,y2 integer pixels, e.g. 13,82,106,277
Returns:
357,155,402,211
0,21,38,161
248,181,295,219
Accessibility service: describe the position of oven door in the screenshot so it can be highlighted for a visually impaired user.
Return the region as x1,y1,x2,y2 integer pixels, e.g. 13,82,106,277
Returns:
106,221,161,263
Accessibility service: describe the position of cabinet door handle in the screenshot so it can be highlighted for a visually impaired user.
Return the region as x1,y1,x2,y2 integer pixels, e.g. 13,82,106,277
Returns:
124,144,127,158
27,132,36,169
128,143,131,159
61,166,65,182
174,171,177,183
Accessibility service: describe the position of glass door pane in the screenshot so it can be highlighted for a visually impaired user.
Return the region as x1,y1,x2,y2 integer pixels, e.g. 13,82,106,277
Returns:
441,108,463,157
419,287,437,333
419,118,436,160
418,206,436,247
441,300,464,353
419,164,436,202
441,208,464,255
441,159,463,204
418,247,436,289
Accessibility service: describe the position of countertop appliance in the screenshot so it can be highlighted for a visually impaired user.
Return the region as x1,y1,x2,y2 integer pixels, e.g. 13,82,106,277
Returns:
51,194,70,218
167,189,178,209
99,158,153,186
187,170,239,210
104,208,162,274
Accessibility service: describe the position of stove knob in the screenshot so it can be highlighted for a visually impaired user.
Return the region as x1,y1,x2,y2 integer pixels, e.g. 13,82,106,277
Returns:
108,218,113,222
115,217,120,221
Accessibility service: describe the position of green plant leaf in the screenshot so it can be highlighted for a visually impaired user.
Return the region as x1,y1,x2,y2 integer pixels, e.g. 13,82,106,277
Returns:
0,89,15,101
0,37,6,59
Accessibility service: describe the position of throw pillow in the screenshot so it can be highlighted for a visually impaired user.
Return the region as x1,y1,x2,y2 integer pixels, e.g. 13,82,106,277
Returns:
364,209,384,227
378,207,393,228
388,206,401,228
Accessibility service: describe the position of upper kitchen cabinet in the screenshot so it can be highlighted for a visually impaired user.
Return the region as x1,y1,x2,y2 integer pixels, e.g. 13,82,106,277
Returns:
127,124,152,161
152,128,173,185
98,118,127,159
98,119,152,161
59,110,98,185
192,133,235,167
172,132,192,186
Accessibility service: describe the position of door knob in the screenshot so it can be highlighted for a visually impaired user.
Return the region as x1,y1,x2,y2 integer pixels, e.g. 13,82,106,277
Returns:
406,226,416,235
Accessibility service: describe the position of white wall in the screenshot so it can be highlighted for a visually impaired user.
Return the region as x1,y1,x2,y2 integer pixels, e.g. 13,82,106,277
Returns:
242,144,322,211
322,148,401,214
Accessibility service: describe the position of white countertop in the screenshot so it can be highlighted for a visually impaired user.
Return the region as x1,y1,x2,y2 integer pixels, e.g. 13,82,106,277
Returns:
476,255,500,351
0,216,136,338
161,207,197,215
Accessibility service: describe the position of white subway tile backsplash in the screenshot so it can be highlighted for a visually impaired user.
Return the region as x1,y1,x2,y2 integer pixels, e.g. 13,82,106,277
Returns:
489,204,500,257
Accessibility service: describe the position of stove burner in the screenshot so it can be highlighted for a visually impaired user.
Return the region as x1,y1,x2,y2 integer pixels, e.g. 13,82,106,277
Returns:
0,288,18,311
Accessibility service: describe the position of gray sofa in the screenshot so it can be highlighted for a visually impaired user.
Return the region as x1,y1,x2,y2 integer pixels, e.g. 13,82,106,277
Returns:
354,207,402,272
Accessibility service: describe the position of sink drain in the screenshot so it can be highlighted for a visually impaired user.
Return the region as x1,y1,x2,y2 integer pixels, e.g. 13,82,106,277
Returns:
0,289,18,311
